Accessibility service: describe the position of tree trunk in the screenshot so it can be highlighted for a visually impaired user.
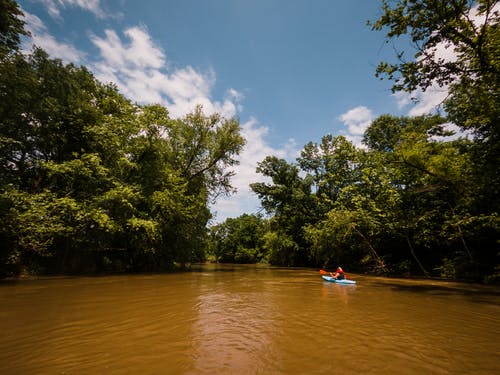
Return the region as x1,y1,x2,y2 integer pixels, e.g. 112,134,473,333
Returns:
405,235,429,277
355,228,387,272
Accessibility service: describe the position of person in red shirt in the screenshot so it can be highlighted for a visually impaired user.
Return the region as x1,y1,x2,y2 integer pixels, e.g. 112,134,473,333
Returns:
330,266,345,280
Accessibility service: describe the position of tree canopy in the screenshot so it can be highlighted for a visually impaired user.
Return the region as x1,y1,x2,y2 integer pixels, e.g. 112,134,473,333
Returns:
0,2,245,276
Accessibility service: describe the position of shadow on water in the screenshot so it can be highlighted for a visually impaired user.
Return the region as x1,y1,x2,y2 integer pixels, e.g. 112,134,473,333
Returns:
190,263,306,273
369,279,500,306
190,263,272,273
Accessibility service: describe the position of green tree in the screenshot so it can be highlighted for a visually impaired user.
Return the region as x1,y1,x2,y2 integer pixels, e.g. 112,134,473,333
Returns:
250,156,314,266
129,104,245,267
362,113,495,279
370,0,498,96
0,0,28,57
208,214,267,263
305,208,388,273
298,135,360,214
261,229,299,266
0,46,137,274
363,114,449,152
370,0,500,281
176,106,245,199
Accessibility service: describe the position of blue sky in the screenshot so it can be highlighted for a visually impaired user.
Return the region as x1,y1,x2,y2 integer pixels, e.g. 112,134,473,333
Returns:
17,0,451,222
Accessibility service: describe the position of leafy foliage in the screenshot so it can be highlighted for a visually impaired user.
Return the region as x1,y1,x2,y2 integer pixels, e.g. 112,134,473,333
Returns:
243,111,498,281
0,4,245,276
370,0,499,94
0,0,28,57
208,214,267,263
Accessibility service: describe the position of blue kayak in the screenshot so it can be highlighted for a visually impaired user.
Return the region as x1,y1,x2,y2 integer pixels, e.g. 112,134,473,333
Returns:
322,275,356,284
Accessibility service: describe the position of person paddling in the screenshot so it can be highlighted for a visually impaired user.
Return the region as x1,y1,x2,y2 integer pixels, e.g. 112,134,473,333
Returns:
330,266,345,280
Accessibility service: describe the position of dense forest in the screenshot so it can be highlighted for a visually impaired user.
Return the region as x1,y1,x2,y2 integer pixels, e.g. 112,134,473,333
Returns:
1,0,499,282
209,0,500,283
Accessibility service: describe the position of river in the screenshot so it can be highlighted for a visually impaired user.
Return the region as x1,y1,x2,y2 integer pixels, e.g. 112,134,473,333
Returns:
0,264,499,374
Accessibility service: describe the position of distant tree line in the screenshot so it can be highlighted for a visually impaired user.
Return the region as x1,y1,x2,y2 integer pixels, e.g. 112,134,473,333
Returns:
208,1,500,283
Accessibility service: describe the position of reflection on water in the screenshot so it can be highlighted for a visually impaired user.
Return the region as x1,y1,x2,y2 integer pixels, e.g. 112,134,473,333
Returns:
189,277,275,373
0,264,499,374
321,281,356,304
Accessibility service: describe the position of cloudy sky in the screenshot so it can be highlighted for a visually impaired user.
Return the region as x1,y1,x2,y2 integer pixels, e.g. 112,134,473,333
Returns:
17,0,450,222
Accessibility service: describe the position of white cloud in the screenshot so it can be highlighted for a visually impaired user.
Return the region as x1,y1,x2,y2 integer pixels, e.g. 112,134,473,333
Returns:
22,10,46,31
430,122,473,142
338,106,374,147
36,0,104,19
406,87,448,117
89,26,242,119
393,84,449,116
210,118,299,223
124,27,166,68
22,11,86,63
91,28,165,69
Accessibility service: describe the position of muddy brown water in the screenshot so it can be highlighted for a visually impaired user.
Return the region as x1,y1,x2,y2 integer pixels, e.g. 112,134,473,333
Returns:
1,264,499,374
